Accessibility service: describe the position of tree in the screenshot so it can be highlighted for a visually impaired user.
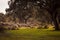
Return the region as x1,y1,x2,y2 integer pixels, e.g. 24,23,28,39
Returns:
6,0,60,30
0,13,5,22
6,0,31,23
0,13,6,33
37,0,60,30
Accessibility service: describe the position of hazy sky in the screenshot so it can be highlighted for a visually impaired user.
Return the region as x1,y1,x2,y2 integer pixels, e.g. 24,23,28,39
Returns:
0,0,10,14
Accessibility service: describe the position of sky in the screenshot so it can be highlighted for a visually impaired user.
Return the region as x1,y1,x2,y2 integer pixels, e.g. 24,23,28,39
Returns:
0,0,10,14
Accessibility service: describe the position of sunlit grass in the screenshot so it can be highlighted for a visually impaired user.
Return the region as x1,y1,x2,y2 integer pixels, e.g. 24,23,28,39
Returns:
0,29,60,40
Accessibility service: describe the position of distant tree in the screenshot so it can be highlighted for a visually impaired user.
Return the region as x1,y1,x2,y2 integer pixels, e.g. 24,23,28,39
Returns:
0,13,5,22
0,13,5,33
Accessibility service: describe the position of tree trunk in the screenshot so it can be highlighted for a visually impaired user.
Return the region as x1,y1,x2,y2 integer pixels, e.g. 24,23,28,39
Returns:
24,19,27,24
52,16,59,30
49,10,59,30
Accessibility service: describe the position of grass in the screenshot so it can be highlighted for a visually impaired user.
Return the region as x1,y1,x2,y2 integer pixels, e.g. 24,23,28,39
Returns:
0,29,60,40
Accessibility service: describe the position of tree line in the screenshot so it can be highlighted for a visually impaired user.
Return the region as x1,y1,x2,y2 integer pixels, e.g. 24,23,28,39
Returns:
0,0,60,30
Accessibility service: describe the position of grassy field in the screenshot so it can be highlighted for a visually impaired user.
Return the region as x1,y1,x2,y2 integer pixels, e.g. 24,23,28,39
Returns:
0,29,60,40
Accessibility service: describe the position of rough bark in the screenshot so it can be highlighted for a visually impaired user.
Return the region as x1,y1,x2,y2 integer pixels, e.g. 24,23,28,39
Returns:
52,16,59,30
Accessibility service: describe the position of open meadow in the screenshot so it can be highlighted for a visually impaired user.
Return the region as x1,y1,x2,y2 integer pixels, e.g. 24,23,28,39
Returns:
0,29,60,40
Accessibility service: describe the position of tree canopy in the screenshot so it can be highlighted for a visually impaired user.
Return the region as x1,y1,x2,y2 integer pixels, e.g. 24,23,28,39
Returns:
5,0,60,30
